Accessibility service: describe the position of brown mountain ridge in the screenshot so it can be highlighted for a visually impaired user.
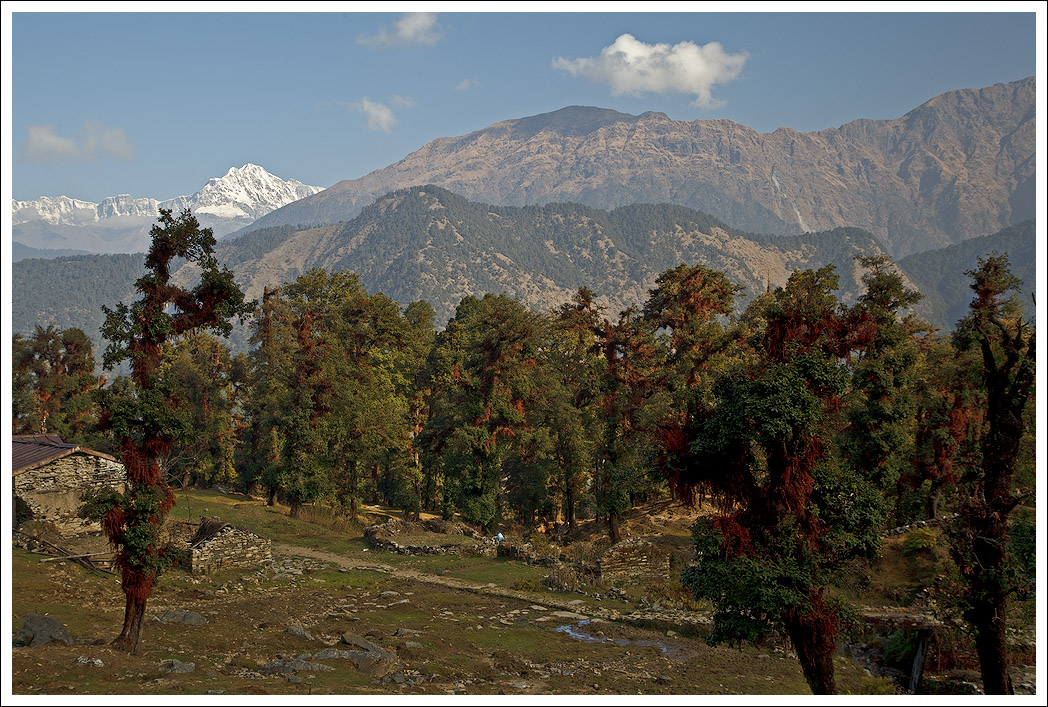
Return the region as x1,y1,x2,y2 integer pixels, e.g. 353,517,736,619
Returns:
245,77,1035,258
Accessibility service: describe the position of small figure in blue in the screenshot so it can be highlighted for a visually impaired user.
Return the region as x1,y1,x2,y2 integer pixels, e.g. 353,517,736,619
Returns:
496,532,504,544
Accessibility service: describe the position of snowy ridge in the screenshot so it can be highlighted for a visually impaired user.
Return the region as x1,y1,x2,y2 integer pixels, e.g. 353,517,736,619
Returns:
12,164,323,228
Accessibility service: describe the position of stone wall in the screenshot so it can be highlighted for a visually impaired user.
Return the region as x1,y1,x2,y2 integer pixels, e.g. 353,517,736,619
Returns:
599,538,670,583
13,453,125,534
188,525,272,575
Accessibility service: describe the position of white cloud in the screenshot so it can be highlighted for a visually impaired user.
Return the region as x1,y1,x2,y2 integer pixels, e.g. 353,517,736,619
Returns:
391,95,417,108
353,98,398,133
454,78,479,92
21,121,135,162
553,33,748,109
358,12,443,48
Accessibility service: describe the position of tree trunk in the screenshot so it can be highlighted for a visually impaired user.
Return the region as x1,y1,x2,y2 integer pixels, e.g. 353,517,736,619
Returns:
925,485,941,521
267,485,277,507
565,485,576,530
112,593,148,655
784,611,838,695
968,599,1014,694
289,498,303,519
608,512,622,544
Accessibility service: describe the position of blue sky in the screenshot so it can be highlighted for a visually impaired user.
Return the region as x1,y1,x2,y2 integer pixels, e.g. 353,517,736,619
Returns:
5,5,1043,203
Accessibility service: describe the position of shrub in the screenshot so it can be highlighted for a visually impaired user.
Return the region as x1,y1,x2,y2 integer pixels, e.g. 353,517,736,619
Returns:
902,528,938,556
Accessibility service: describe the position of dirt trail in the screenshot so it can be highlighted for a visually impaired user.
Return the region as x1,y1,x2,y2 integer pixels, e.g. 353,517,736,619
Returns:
273,542,621,618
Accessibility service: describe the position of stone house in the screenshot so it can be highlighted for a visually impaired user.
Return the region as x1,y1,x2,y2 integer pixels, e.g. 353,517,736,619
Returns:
184,517,272,575
12,434,125,534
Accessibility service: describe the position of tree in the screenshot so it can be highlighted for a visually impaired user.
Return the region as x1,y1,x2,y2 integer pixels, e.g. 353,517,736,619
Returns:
675,267,882,695
840,256,925,523
946,254,1035,695
12,326,102,446
542,288,606,529
156,333,244,488
81,208,249,654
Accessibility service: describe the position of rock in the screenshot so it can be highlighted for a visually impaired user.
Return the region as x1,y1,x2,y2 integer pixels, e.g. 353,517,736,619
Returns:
380,590,400,597
159,609,206,625
286,623,314,641
19,614,74,647
393,628,422,636
314,647,398,678
161,658,196,674
436,569,446,576
403,641,424,650
341,633,384,653
550,611,588,620
73,656,104,667
260,657,335,674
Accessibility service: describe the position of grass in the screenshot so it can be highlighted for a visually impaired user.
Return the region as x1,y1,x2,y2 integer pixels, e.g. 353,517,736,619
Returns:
12,492,959,696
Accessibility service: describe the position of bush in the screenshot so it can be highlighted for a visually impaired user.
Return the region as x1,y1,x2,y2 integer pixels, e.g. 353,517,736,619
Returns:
882,630,919,669
902,528,938,556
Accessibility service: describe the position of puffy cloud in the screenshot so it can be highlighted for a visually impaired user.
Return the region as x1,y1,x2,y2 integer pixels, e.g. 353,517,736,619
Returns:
21,121,135,162
390,95,417,108
353,98,398,133
358,12,443,48
454,78,479,92
553,33,748,109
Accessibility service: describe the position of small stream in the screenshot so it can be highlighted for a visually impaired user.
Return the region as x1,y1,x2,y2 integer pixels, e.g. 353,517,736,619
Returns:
553,619,688,660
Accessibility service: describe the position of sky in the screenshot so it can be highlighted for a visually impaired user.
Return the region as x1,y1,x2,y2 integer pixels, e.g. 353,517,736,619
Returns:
4,4,1043,204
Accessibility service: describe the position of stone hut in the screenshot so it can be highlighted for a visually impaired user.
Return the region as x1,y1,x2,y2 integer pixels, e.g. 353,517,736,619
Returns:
12,434,125,534
599,538,671,583
185,517,272,575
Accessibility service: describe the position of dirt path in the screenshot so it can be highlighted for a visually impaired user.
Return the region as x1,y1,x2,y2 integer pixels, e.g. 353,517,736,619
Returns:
272,543,624,618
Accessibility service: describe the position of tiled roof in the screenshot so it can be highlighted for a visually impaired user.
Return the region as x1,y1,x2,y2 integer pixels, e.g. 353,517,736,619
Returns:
12,434,117,475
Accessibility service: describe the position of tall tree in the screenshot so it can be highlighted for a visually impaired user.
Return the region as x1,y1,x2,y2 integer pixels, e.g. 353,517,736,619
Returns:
947,254,1035,695
674,267,882,695
840,256,925,523
81,208,249,654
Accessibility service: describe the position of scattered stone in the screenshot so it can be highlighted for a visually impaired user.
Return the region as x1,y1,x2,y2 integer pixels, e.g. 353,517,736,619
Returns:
341,633,384,653
159,609,206,625
436,569,446,576
403,641,424,650
380,590,400,598
260,657,335,675
665,630,677,638
19,614,74,647
286,623,314,641
74,656,104,667
288,676,302,684
394,628,422,636
551,611,588,620
656,675,673,684
160,658,196,674
314,648,397,677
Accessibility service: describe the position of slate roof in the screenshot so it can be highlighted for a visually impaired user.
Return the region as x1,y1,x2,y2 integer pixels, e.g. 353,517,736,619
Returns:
12,434,117,475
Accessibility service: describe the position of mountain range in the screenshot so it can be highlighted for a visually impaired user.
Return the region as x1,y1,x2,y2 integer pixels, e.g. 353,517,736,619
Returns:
244,77,1035,258
12,164,323,254
15,186,1034,362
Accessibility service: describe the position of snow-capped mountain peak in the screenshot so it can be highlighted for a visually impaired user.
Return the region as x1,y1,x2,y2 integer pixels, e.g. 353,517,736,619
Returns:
12,165,325,252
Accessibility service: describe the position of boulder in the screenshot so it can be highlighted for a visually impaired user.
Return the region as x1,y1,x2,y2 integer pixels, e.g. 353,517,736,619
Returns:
161,658,196,674
19,614,74,647
286,623,314,641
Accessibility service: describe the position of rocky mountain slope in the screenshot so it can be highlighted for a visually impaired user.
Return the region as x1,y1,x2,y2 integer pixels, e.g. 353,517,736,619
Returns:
215,185,894,324
248,78,1034,258
15,186,901,354
12,164,323,254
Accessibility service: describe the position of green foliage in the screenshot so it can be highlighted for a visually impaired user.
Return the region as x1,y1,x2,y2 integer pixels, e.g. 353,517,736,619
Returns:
12,326,103,447
902,528,939,556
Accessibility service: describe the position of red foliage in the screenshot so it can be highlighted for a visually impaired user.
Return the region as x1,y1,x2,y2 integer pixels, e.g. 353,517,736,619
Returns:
711,514,754,557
